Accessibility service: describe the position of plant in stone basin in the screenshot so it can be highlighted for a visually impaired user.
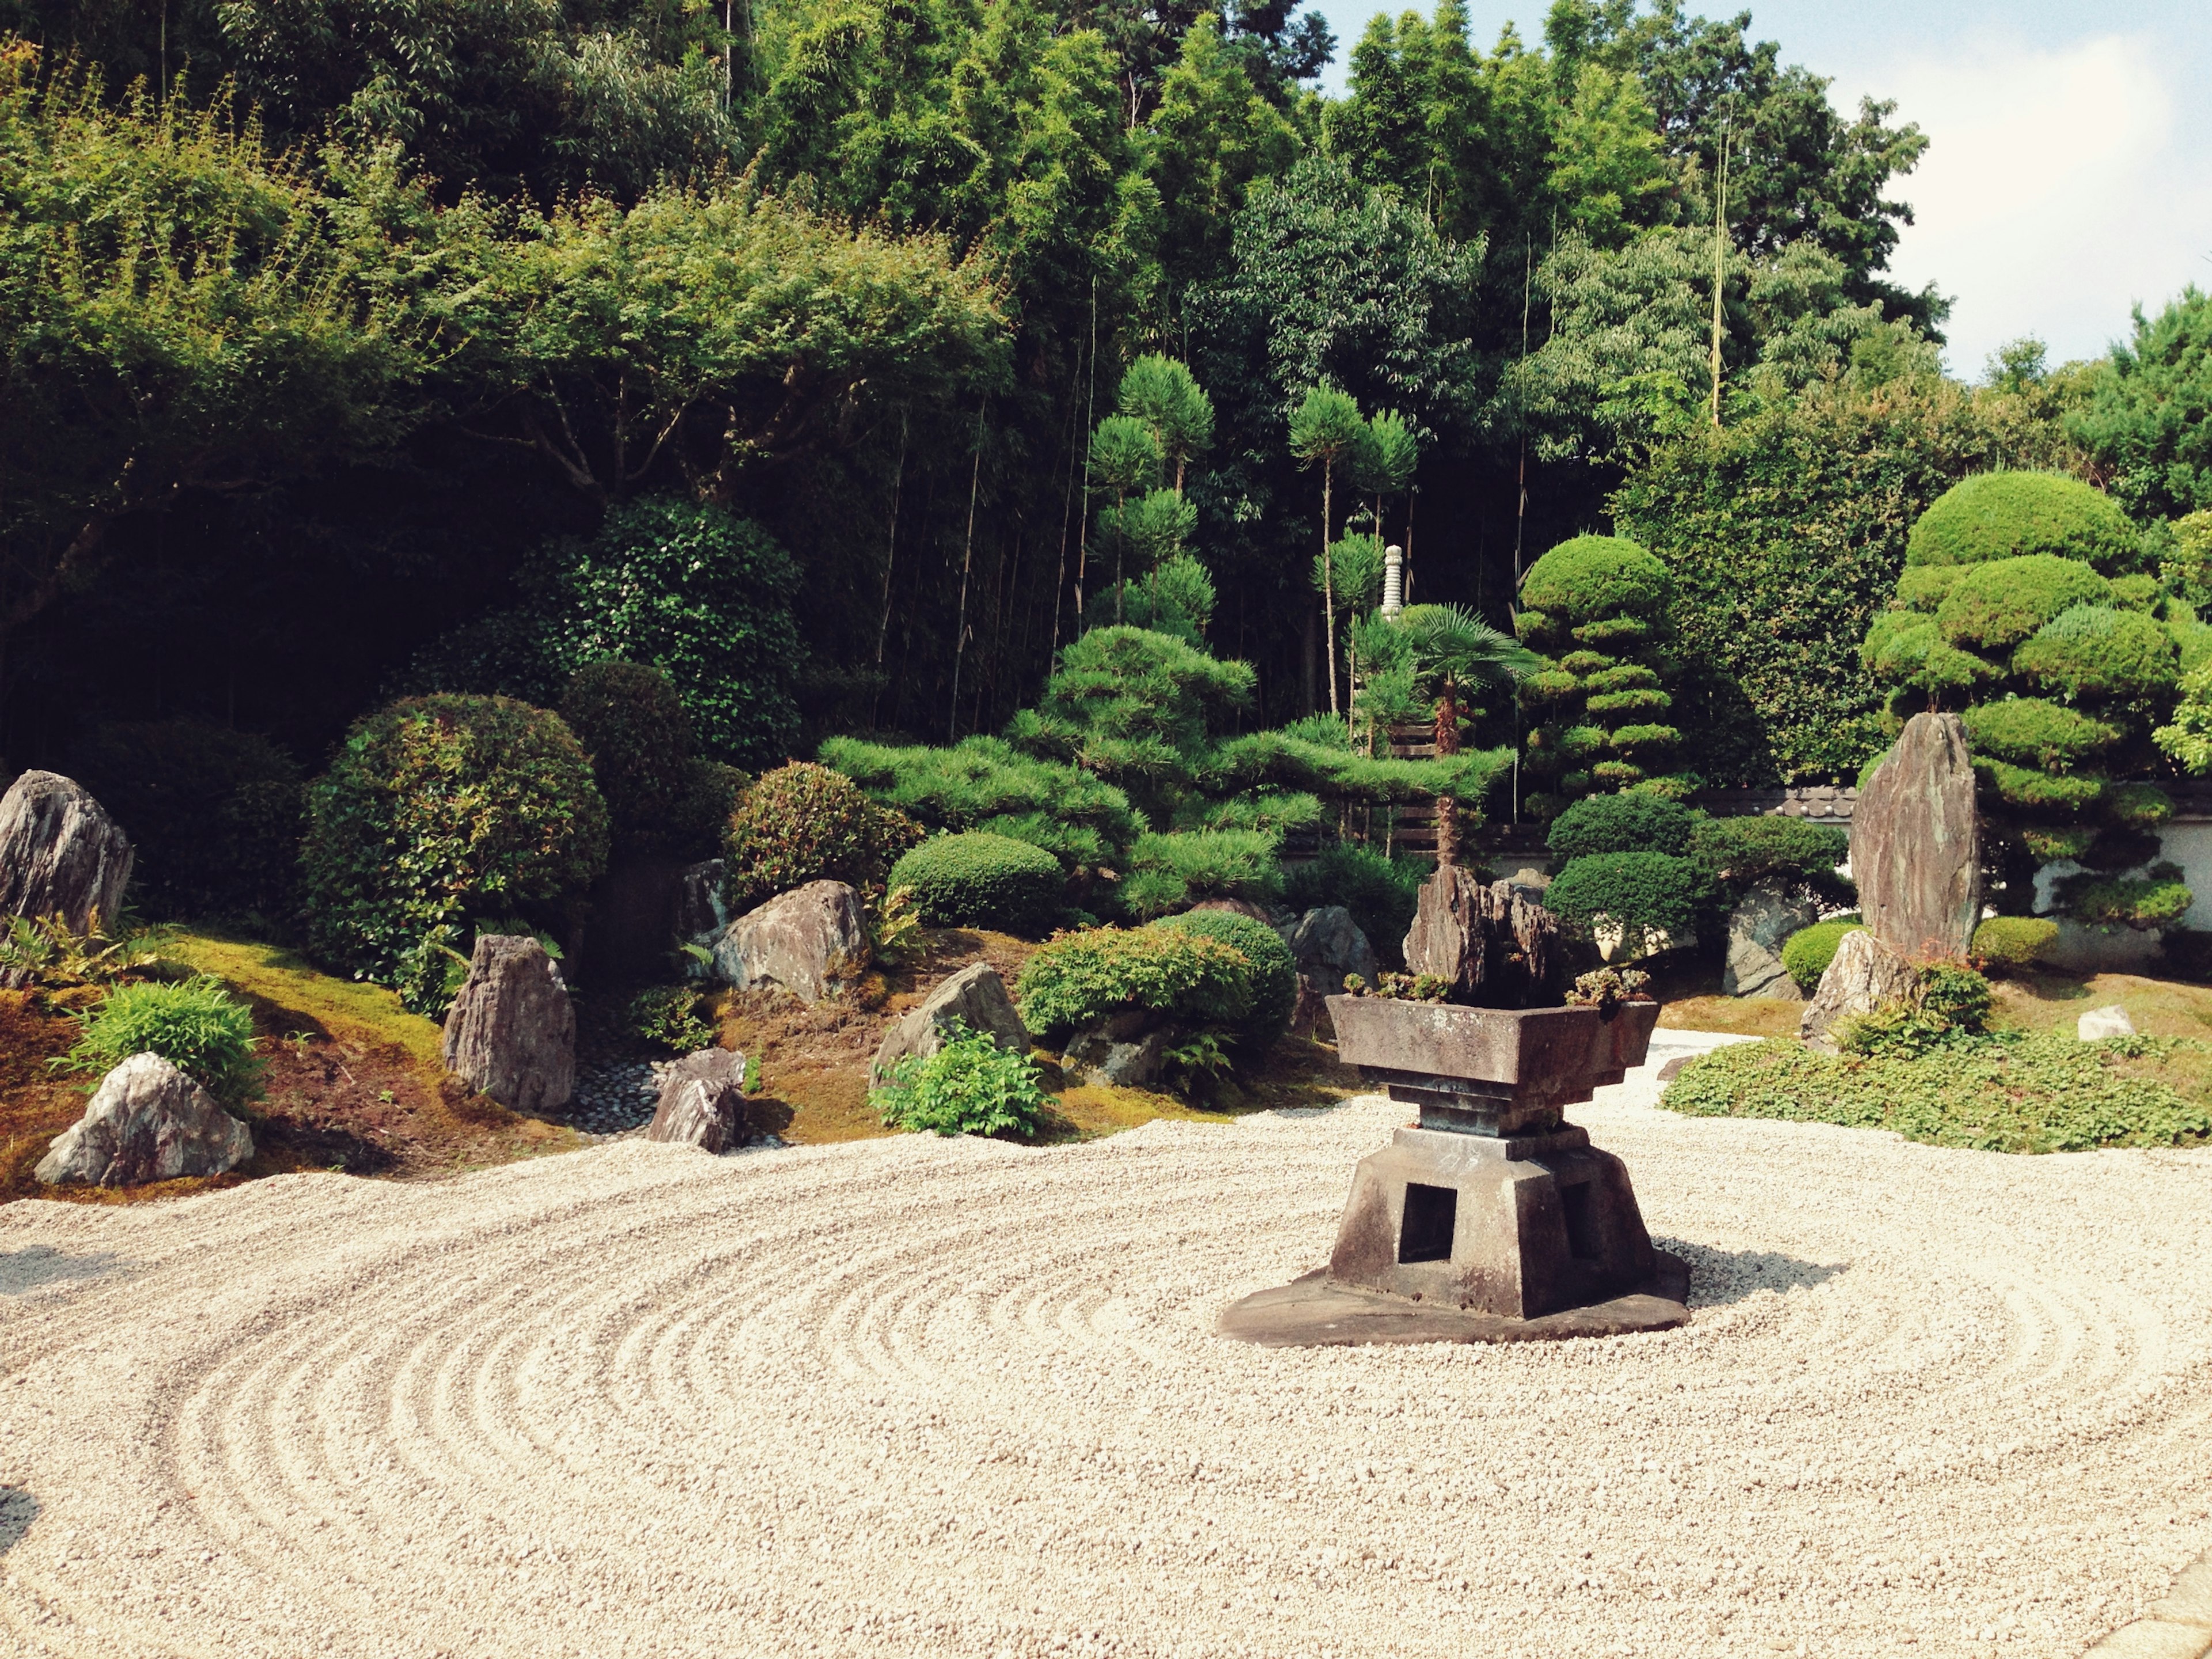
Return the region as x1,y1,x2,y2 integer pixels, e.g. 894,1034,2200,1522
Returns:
871,1021,1049,1137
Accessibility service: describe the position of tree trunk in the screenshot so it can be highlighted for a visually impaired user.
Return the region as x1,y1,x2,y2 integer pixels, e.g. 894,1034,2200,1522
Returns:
1433,679,1461,868
1321,461,1339,715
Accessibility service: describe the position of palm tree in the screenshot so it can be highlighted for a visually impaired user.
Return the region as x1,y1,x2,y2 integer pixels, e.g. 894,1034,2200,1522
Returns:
1393,604,1540,866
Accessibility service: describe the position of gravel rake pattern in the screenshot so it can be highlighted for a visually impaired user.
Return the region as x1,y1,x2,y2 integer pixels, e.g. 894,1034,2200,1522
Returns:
1,1093,2209,1658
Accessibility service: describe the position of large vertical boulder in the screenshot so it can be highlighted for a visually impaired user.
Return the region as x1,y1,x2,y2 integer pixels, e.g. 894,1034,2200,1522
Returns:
646,1048,751,1152
1799,928,1922,1051
870,963,1029,1086
441,935,575,1112
709,880,869,1004
1854,713,1980,959
0,770,134,941
35,1052,253,1186
1723,884,1821,1000
1403,865,1559,1008
1279,907,1378,1035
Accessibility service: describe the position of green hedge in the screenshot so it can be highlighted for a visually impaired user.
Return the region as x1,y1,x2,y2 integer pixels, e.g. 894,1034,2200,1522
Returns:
1781,918,1863,990
888,832,1064,935
1149,909,1297,1046
1014,927,1255,1040
1543,851,1705,941
1905,472,2139,573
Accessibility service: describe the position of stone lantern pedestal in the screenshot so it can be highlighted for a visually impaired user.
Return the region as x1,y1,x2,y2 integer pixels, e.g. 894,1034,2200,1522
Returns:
1218,995,1688,1347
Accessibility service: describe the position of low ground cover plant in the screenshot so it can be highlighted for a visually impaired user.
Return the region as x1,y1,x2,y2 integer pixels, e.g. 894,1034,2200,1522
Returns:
871,1021,1048,1137
889,831,1064,934
63,975,262,1105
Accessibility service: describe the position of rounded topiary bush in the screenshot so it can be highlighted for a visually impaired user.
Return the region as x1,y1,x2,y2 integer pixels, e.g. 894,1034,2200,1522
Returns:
1781,918,1863,991
1518,535,1673,631
1149,908,1298,1046
1934,555,2109,653
723,762,924,912
300,695,609,1006
1959,699,2120,771
1687,815,1850,902
1972,916,2059,975
1013,926,1254,1040
889,832,1065,934
1906,472,2139,573
70,719,303,919
558,660,691,847
1543,851,1705,945
2014,604,2179,708
1546,792,1695,859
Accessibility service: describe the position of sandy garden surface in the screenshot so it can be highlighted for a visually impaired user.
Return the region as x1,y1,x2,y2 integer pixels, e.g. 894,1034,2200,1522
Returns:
2,1040,2210,1659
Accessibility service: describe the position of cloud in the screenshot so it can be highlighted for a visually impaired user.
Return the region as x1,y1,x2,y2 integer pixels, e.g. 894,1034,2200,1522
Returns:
1858,32,2212,373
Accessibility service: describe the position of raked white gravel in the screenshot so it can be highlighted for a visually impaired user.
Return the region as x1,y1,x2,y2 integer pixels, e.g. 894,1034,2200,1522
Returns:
2,1044,2209,1659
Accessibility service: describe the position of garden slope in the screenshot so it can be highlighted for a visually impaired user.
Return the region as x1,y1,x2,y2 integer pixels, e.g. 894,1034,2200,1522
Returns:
2,1093,2209,1657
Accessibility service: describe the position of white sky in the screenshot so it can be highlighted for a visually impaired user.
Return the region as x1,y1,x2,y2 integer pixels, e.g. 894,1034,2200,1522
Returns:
1305,1,2212,376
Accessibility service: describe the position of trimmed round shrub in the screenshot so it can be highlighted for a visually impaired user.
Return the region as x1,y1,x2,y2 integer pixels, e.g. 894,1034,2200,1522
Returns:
722,763,925,912
70,719,303,919
2106,782,2175,827
1906,473,2139,573
1781,918,1863,991
2055,869,2194,930
1546,792,1695,859
1149,909,1298,1046
1519,535,1673,637
1014,926,1254,1040
1543,852,1706,942
1935,555,2109,653
66,975,262,1105
1687,815,1850,902
889,832,1064,934
300,695,609,1002
2014,604,2179,707
1972,916,2059,974
1959,698,2120,771
558,661,691,847
1281,843,1425,965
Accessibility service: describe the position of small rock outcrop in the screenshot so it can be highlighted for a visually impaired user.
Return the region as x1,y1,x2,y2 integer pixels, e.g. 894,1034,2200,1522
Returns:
441,935,575,1113
1280,906,1377,1035
1063,1014,1169,1089
1190,896,1275,924
1402,865,1559,1007
35,1052,253,1186
645,1048,751,1151
2077,1004,2135,1041
1855,712,1980,959
1722,885,1821,1000
710,880,869,1004
1800,928,1921,1051
0,770,134,954
870,963,1029,1087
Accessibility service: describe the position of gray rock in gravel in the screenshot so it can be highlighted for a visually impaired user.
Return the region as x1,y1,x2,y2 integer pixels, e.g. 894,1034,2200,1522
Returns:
36,1051,252,1187
1855,711,1980,959
441,935,575,1113
709,880,869,1004
1722,883,1820,1001
1278,906,1377,1036
0,771,134,974
2077,1004,2135,1041
646,1048,750,1152
1800,927,1921,1052
870,962,1029,1088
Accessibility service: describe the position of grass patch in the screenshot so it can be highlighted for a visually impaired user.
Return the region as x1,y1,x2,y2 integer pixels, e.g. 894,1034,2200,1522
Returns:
1664,1030,2212,1154
1656,994,1806,1038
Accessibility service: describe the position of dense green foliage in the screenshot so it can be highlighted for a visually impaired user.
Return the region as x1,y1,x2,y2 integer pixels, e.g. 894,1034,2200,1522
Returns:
69,720,302,919
1665,1032,2212,1153
1149,908,1298,1046
1904,472,2139,572
1546,792,1695,859
1781,918,1863,991
820,735,1139,874
66,976,263,1105
722,763,923,911
1542,851,1705,943
2068,287,2212,521
558,661,691,851
1970,916,2059,975
888,833,1065,935
298,695,609,1009
872,1021,1050,1138
1014,926,1256,1040
1281,844,1426,964
1686,815,1851,906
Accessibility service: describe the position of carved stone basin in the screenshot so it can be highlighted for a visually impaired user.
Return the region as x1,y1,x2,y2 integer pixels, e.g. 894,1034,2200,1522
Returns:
1218,995,1687,1347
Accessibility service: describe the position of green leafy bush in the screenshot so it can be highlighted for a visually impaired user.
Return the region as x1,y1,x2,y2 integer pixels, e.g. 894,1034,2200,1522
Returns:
1972,916,2059,974
559,661,692,851
1958,698,2119,771
65,975,262,1105
299,695,609,1008
1014,927,1255,1039
1542,852,1705,942
872,1020,1050,1137
666,760,751,861
1664,1031,2212,1153
888,832,1065,934
1687,815,1851,903
2013,604,2179,709
1149,909,1297,1046
629,984,717,1054
1933,555,2108,652
1546,793,1695,859
722,763,925,912
1281,844,1425,964
1781,918,1863,990
1904,472,2139,573
2051,868,2194,930
69,720,303,919
1118,830,1281,921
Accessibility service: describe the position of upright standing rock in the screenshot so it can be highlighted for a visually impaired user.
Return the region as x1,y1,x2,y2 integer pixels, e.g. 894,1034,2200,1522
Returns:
1403,865,1559,1007
1723,884,1821,1000
1854,713,1980,959
1799,928,1922,1051
1280,907,1378,1035
0,770,134,941
646,1048,751,1151
35,1051,253,1186
441,935,575,1112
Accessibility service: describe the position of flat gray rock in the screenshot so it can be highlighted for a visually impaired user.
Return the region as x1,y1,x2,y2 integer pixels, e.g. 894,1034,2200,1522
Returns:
36,1051,252,1186
870,962,1029,1088
2077,1004,2135,1040
441,935,575,1113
